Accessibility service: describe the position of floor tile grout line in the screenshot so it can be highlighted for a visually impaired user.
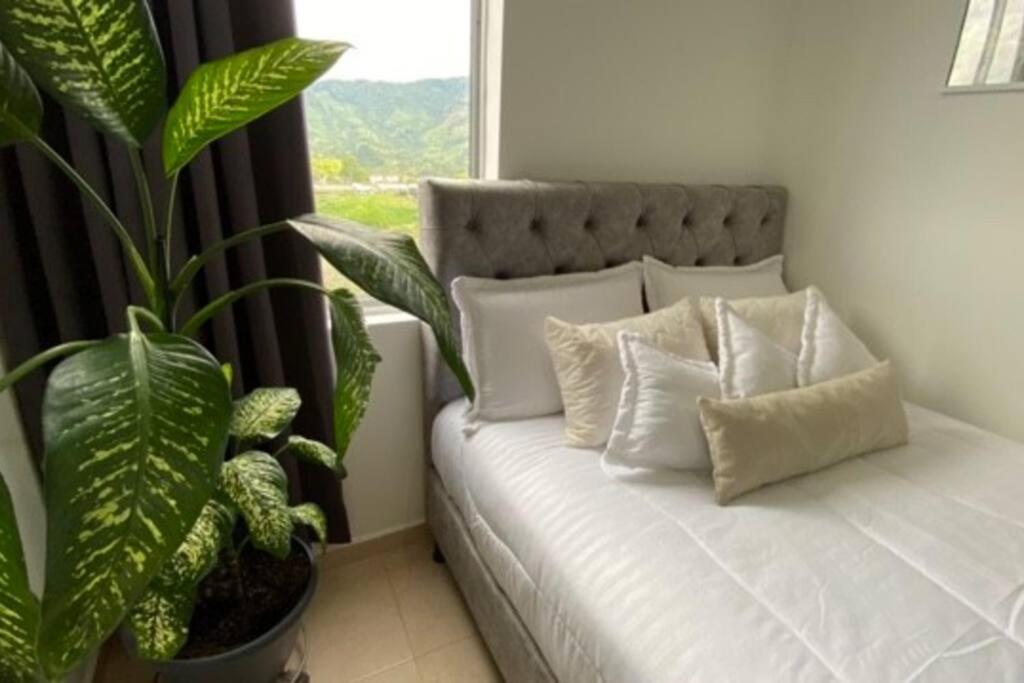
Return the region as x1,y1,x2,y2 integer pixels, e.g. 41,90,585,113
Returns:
383,545,479,659
349,656,418,683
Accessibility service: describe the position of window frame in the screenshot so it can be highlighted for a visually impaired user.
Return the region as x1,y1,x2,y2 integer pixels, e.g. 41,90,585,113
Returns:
305,0,485,313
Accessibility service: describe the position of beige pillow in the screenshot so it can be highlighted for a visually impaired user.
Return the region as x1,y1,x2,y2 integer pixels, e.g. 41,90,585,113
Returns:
698,361,908,504
699,290,806,362
546,299,709,447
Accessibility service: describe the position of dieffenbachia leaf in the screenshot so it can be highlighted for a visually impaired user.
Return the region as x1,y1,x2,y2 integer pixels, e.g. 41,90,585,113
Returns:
163,37,348,175
328,290,380,459
38,333,231,679
220,452,292,560
292,216,473,400
123,584,192,665
125,496,236,660
0,0,165,146
230,387,301,448
0,41,42,146
290,503,327,550
283,435,340,473
221,362,234,390
0,474,39,682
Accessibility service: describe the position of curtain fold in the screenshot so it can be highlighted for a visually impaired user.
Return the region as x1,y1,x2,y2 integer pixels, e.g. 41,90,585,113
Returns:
0,0,351,542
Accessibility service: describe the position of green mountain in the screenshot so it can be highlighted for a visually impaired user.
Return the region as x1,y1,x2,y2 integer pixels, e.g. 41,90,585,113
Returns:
303,77,469,181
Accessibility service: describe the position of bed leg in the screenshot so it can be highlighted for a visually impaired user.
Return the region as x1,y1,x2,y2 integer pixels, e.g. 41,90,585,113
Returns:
432,543,446,564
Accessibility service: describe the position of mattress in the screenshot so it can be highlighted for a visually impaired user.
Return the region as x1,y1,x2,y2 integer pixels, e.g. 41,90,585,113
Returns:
432,400,1024,682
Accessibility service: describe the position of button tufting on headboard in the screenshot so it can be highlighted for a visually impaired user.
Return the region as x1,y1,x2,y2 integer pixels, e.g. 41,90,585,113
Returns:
417,178,787,418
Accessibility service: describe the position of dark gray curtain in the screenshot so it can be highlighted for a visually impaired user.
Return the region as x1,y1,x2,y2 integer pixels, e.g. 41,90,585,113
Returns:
0,0,351,542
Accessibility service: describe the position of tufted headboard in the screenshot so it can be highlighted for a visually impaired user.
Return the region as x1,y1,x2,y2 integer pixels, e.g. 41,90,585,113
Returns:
418,178,787,431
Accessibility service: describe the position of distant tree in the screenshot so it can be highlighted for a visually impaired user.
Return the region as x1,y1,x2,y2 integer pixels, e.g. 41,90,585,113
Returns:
311,155,369,184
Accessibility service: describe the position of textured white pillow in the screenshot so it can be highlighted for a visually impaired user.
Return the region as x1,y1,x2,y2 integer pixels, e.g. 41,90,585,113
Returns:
452,263,643,422
716,300,797,399
643,254,787,310
603,333,720,471
545,299,709,447
797,287,877,386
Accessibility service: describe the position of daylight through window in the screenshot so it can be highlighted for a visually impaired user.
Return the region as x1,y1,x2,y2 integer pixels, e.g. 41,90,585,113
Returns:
295,0,473,292
949,0,1024,88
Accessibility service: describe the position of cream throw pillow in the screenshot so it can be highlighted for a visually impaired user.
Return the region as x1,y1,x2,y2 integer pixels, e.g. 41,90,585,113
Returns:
546,298,709,447
698,361,908,504
699,290,806,363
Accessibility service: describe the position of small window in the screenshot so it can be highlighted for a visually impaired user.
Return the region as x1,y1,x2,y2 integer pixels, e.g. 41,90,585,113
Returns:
295,0,476,293
948,0,1024,90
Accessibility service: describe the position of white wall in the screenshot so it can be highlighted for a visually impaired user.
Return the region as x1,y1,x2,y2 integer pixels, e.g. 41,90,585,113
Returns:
0,356,46,595
342,313,427,540
773,0,1024,441
497,0,794,182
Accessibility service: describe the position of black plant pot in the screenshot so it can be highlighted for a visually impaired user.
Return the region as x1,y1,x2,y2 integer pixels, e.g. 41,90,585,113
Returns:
124,537,318,683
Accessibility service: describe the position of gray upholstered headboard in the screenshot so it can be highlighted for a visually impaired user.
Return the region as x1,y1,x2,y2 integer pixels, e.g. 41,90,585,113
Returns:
418,178,787,429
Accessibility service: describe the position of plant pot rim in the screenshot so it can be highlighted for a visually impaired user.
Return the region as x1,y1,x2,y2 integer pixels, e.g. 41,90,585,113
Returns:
131,535,319,668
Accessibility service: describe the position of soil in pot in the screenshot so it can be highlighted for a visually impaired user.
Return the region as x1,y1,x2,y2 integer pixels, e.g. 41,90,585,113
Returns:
176,543,312,659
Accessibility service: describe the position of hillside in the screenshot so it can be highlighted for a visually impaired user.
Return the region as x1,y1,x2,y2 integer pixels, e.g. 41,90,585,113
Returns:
303,77,469,181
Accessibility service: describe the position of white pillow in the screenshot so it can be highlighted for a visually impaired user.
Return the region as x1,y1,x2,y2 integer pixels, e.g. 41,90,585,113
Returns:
545,298,709,447
643,254,787,310
452,263,643,422
716,300,797,399
797,287,877,386
603,333,720,471
698,289,806,363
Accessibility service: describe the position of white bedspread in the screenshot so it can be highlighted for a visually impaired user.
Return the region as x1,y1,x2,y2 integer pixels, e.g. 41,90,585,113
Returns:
433,401,1024,682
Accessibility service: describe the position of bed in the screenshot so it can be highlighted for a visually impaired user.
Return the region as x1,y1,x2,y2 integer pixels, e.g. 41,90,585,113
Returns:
417,179,1024,682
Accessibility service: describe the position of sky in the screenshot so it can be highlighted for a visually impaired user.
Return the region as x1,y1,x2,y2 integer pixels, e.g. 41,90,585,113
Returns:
294,0,471,82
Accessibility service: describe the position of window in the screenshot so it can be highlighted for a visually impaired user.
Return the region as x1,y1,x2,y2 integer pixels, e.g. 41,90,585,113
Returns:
948,0,1024,90
295,0,476,292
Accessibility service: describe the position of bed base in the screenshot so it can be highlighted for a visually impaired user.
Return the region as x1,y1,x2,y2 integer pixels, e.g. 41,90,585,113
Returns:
426,468,557,682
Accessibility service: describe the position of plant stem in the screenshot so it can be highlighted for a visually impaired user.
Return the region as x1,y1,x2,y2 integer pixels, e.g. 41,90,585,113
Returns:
228,536,249,627
169,221,293,309
179,277,326,338
31,138,157,310
163,172,180,275
0,341,102,393
128,150,168,327
126,305,166,333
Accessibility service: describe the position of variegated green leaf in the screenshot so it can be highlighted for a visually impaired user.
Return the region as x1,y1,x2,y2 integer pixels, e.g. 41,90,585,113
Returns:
0,474,39,682
283,435,339,472
220,452,292,559
123,582,193,664
329,289,381,459
163,37,347,175
125,496,235,660
290,503,327,550
38,333,232,680
221,362,234,390
292,217,472,401
0,40,42,146
0,0,165,146
230,387,301,447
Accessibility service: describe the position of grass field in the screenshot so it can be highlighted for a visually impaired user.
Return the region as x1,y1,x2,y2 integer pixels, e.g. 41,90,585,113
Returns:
314,189,420,292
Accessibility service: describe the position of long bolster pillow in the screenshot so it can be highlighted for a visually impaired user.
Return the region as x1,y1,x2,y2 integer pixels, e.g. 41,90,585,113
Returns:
698,361,909,504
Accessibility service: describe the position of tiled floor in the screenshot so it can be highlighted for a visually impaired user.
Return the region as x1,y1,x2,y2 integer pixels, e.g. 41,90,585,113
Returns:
95,527,501,682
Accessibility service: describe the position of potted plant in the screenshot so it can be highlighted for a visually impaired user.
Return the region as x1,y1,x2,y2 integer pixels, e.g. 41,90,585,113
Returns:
0,1,473,682
122,385,339,683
